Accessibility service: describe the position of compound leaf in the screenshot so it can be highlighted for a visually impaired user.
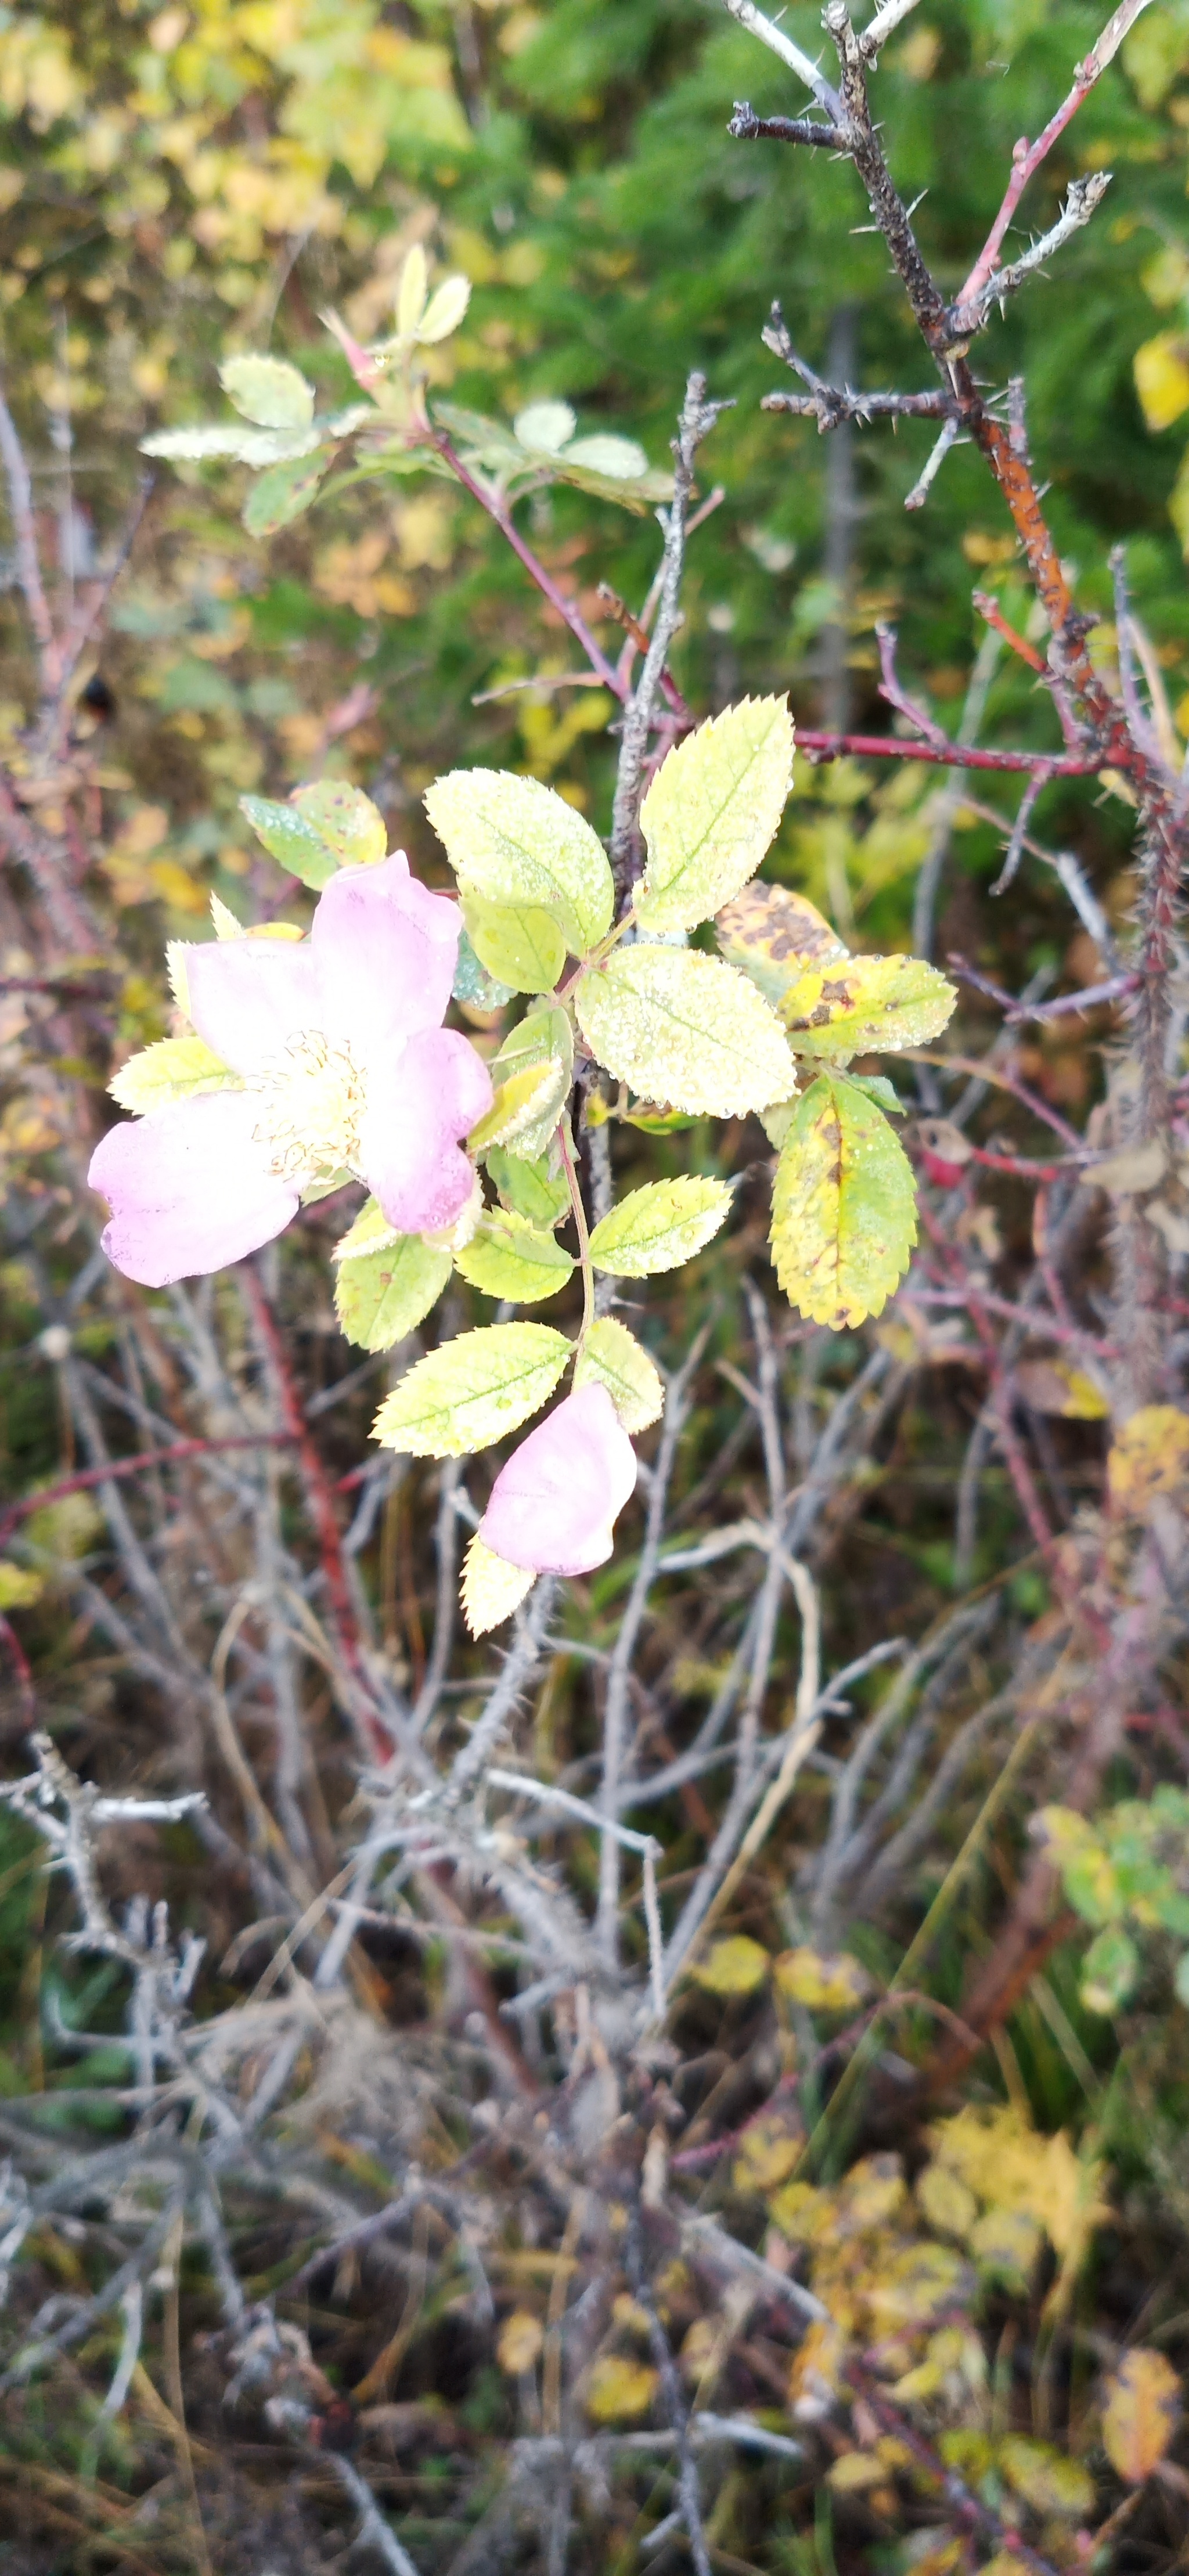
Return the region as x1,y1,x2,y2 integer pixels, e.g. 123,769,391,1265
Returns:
426,768,613,956
373,1321,571,1457
637,696,794,934
588,1176,732,1277
770,1072,917,1328
575,945,792,1118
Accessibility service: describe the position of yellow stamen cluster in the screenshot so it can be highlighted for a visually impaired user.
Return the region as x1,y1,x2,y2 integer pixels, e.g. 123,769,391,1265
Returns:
251,1031,366,1186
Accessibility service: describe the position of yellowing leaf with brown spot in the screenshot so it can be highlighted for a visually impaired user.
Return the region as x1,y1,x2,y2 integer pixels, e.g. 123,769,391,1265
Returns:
496,2309,544,2376
1102,2348,1182,2484
771,1073,917,1328
583,2355,659,2423
716,879,848,1010
780,951,956,1061
774,1945,873,2013
1108,1406,1189,1516
690,1935,770,1997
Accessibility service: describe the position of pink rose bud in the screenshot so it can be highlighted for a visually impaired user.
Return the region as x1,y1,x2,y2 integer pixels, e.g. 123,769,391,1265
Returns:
478,1382,637,1578
89,852,492,1287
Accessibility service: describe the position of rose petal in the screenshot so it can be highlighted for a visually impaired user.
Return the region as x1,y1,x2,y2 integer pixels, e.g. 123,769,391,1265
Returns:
88,1093,298,1287
312,852,460,1066
480,1383,637,1577
358,1026,492,1235
185,935,322,1076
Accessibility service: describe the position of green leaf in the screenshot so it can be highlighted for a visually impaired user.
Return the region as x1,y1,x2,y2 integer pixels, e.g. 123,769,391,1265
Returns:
462,1533,535,1635
636,697,795,934
455,1210,574,1303
623,1104,700,1135
334,1234,452,1353
781,953,957,1061
469,1065,564,1156
1080,1926,1140,2013
770,1073,917,1329
239,794,340,890
717,881,849,1008
513,399,577,453
109,1036,241,1114
575,945,792,1118
462,889,567,995
563,431,648,478
291,780,387,868
452,927,514,1012
140,422,324,465
372,1321,572,1457
573,1317,664,1431
425,768,614,956
219,354,316,431
588,1176,732,1277
333,1195,398,1260
846,1072,905,1114
486,1144,570,1230
243,451,330,536
486,1004,574,1159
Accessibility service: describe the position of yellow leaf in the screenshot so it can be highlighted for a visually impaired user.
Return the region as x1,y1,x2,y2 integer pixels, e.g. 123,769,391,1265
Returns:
999,2436,1094,2520
716,878,849,1010
927,2105,1109,2260
774,1945,873,2014
916,2162,978,2242
827,2452,885,2493
866,2240,967,2331
768,2180,828,2245
837,2153,909,2237
1108,1406,1189,1515
690,1936,770,1997
1134,331,1189,432
1101,2348,1182,2484
770,1072,917,1330
732,2112,804,2195
969,2204,1044,2285
460,1534,535,1637
0,1561,43,1609
583,2355,659,2423
496,2309,544,2376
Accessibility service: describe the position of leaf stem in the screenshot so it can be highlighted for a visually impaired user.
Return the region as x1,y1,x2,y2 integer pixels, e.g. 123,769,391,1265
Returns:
557,1115,594,1347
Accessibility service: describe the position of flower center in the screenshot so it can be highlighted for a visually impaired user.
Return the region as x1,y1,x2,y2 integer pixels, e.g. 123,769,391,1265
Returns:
251,1031,365,1185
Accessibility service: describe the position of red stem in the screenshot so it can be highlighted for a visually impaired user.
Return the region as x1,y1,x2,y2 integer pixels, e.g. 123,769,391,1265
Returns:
795,729,1101,776
431,431,627,700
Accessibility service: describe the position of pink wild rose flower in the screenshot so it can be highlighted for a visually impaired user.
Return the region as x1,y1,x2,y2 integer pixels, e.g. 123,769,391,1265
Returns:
480,1382,637,1579
89,853,492,1287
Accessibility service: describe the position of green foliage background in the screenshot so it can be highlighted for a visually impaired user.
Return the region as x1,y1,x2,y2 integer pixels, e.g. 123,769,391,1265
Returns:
5,0,1189,978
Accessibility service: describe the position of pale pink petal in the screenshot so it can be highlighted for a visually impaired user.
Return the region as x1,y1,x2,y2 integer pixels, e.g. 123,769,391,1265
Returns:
88,1093,298,1287
311,853,460,1065
358,1027,491,1235
186,937,322,1076
479,1384,637,1577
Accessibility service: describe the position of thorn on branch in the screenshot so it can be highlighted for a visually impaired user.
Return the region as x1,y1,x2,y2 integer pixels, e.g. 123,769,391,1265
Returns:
904,415,963,511
761,302,948,430
946,173,1113,342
